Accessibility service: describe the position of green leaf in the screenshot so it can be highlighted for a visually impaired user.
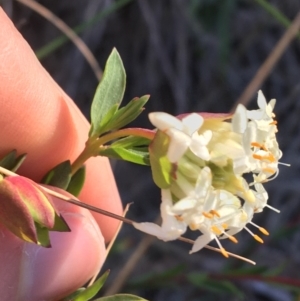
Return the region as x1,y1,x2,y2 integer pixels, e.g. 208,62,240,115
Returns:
35,223,51,247
95,294,148,301
0,149,27,172
98,95,150,134
72,270,110,301
60,288,85,301
51,213,71,232
41,161,72,190
149,130,172,188
112,135,151,149
99,147,150,165
90,48,126,137
67,166,86,197
97,104,119,134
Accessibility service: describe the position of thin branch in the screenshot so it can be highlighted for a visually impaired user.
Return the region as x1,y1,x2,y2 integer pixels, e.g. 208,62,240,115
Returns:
0,166,255,266
233,9,300,109
15,0,102,80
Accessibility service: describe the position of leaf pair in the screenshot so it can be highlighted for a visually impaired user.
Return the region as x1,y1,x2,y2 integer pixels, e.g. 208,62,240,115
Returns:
88,48,151,165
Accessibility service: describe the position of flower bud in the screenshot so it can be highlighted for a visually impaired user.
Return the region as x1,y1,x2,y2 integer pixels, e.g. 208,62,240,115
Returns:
0,175,69,247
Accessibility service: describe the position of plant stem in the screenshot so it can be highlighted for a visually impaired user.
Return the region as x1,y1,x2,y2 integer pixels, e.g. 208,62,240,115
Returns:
71,128,155,175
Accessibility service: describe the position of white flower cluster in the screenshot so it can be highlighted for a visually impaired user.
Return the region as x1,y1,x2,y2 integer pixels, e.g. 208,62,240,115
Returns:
133,91,283,257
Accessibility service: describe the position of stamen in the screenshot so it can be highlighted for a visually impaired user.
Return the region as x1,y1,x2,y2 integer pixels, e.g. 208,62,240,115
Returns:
265,204,280,213
253,154,262,160
265,168,279,182
244,227,264,243
210,210,220,217
269,120,277,125
211,225,222,235
189,223,198,231
278,162,291,167
203,212,213,219
251,142,267,151
222,223,228,229
264,154,275,162
250,222,269,235
220,248,229,258
175,215,184,221
259,227,269,236
251,142,262,148
262,167,275,174
213,236,229,258
223,232,238,243
253,235,264,244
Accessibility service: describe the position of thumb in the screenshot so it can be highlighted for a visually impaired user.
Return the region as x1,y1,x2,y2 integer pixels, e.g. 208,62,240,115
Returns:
0,187,106,301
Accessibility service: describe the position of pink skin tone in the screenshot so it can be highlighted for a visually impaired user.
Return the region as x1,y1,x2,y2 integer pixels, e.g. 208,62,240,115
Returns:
0,8,122,301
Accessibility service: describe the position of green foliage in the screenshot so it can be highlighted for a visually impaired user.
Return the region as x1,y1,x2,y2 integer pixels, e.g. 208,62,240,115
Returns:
149,130,172,188
35,223,51,247
73,271,110,301
95,295,148,301
61,271,109,301
67,166,86,197
51,213,71,232
112,135,151,149
0,149,26,172
99,146,149,165
187,272,244,299
90,48,126,138
97,95,150,135
41,160,72,190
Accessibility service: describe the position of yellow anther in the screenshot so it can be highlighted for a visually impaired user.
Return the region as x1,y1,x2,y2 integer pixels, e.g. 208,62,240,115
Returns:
253,154,263,160
211,225,222,235
264,153,276,162
228,235,238,244
251,142,267,151
253,153,275,163
222,223,228,229
251,142,262,148
253,235,264,244
220,248,229,258
269,120,277,125
189,223,198,231
210,210,220,218
175,215,184,221
262,167,275,174
203,212,213,219
259,227,269,236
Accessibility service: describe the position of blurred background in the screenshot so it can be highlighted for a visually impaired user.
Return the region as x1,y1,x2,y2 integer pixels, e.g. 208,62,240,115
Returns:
2,0,300,300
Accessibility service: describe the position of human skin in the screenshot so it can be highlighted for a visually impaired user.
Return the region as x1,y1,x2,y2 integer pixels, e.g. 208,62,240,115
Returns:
0,8,122,301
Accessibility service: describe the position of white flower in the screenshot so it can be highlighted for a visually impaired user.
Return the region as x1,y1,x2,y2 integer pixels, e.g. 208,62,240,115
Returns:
190,190,242,256
224,202,269,243
142,91,283,259
232,91,281,183
149,112,212,163
133,189,187,241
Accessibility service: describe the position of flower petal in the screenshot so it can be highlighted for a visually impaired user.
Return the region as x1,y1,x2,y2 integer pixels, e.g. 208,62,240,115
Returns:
149,112,183,131
181,113,203,135
166,128,190,162
190,229,214,254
